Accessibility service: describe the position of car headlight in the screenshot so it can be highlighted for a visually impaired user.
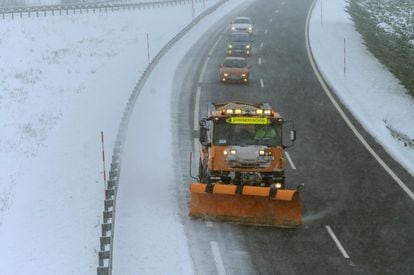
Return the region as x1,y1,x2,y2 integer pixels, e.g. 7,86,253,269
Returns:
224,149,237,155
231,26,236,31
259,150,265,156
224,73,228,77
245,44,250,49
228,44,233,48
248,27,252,31
275,183,282,189
241,73,246,77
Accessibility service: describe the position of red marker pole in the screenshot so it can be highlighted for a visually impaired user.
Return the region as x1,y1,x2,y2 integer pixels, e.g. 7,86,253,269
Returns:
101,131,107,187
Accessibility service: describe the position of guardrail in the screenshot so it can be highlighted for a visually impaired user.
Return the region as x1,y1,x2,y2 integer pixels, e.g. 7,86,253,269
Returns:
96,0,226,274
0,0,206,19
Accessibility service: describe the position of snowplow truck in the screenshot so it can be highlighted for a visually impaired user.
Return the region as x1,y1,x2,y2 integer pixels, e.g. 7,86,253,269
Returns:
189,102,301,227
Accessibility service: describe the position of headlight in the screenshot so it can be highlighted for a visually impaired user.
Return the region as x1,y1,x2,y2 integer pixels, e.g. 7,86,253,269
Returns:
228,44,233,48
245,44,250,49
275,183,282,189
224,149,237,155
223,73,228,77
248,27,252,31
231,26,236,31
242,73,246,77
259,150,265,156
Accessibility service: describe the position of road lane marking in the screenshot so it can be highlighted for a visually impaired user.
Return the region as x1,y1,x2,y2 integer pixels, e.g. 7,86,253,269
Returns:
205,221,214,227
325,225,350,259
210,241,226,275
305,0,414,201
264,29,268,34
260,42,264,48
258,57,262,65
269,18,273,23
194,86,201,131
209,35,222,56
284,151,297,170
198,56,210,83
260,78,264,88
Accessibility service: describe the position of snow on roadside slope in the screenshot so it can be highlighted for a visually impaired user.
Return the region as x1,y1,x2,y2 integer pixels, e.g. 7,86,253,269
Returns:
309,0,414,176
112,0,254,273
0,1,218,274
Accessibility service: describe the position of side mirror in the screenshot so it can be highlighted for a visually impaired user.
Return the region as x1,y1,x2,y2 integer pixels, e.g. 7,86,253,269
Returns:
199,119,210,146
282,120,296,148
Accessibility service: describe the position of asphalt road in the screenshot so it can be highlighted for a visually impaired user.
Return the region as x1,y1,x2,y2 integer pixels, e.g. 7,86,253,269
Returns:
172,0,414,274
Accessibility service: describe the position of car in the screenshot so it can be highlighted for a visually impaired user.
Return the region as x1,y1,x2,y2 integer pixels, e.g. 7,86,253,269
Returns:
219,57,251,83
227,32,253,56
230,17,253,34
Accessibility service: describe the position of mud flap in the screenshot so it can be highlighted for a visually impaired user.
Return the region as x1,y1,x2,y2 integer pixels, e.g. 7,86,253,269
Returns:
189,183,301,228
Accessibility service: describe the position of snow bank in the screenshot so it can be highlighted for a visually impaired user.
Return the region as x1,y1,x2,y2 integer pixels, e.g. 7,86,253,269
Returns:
309,0,414,175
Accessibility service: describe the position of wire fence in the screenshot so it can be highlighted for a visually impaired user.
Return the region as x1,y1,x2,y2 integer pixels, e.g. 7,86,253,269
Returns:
0,0,206,19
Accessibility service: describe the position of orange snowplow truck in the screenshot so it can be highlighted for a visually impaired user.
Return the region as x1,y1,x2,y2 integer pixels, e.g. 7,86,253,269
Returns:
189,102,302,227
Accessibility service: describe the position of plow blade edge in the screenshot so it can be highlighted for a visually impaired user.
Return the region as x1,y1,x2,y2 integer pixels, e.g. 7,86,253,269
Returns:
189,183,301,228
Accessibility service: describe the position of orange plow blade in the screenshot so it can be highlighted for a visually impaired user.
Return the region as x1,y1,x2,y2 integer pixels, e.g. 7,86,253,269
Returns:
189,183,301,228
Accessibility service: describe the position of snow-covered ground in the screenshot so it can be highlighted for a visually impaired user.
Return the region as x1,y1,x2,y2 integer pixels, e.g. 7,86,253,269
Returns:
0,1,218,274
309,0,414,176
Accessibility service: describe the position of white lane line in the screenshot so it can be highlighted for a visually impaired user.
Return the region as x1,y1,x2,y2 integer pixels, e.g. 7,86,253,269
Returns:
258,57,262,65
193,86,201,131
198,56,210,83
260,42,264,48
210,241,226,275
260,78,264,88
305,0,414,201
325,225,350,259
284,151,297,170
269,18,273,23
205,221,214,227
209,35,222,56
264,29,268,34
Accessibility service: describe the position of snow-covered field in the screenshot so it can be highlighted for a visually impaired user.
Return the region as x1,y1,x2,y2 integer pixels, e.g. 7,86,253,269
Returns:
0,1,218,273
309,0,414,176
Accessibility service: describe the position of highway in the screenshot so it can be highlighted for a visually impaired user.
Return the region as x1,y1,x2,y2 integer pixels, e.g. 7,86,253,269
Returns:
173,0,414,274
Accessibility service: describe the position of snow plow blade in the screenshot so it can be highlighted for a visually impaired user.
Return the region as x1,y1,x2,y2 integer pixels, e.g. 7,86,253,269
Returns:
189,183,301,228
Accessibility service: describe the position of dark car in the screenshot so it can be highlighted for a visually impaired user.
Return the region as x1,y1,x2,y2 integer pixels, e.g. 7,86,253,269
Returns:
227,32,253,56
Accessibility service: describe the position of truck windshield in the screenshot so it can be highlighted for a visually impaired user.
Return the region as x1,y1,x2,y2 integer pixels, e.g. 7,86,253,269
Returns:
213,119,282,147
